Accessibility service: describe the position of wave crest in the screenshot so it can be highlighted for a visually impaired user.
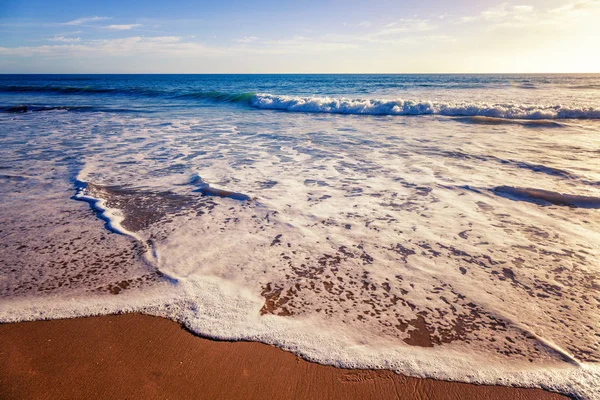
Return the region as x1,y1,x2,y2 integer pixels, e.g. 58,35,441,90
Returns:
251,94,600,120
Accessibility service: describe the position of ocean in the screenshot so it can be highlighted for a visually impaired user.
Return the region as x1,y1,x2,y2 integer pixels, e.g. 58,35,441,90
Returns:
1,74,599,398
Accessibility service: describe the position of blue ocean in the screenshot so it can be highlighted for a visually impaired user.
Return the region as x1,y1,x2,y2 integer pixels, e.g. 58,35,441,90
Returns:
2,74,600,117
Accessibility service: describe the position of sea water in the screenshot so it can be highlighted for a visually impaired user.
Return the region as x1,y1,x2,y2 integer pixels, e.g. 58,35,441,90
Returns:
1,74,600,398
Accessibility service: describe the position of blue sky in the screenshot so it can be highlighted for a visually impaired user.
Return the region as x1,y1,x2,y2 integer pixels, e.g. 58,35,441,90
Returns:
1,0,599,73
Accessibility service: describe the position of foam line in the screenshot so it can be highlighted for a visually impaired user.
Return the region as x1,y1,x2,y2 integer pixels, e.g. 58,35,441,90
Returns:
72,180,137,237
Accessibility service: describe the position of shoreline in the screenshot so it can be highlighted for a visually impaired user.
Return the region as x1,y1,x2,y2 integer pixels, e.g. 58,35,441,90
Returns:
0,313,568,399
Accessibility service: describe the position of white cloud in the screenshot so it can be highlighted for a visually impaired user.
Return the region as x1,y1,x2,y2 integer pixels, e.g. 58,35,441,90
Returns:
235,36,258,43
104,24,142,31
260,35,357,53
357,21,372,28
471,0,600,30
0,34,360,60
48,36,81,43
62,16,110,26
457,15,477,23
550,0,600,14
53,30,82,36
458,3,534,23
480,3,509,20
368,19,436,38
458,0,599,26
0,36,220,58
513,5,534,13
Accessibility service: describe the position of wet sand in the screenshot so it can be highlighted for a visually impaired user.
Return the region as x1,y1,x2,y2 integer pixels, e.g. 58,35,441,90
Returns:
0,313,568,400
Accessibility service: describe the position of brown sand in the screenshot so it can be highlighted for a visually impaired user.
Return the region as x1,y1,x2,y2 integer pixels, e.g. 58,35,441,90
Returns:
0,313,568,400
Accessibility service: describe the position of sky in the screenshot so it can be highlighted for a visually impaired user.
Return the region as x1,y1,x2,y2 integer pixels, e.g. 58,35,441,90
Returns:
0,0,599,73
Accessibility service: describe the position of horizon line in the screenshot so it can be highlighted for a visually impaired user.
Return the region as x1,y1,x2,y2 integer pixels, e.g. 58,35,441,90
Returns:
1,72,600,75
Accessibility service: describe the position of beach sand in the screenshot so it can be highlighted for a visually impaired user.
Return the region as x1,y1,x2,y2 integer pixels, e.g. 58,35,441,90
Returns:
0,313,568,400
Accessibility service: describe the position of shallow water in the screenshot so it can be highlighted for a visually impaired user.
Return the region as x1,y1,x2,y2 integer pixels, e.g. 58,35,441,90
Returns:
1,74,600,398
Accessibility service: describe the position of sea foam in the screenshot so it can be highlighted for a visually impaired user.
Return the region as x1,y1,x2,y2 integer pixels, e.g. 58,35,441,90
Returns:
251,94,600,119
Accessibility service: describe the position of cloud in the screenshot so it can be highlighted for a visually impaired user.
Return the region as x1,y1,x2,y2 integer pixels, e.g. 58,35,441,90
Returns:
357,21,372,28
458,4,535,23
550,0,600,14
104,24,142,31
62,16,110,26
53,31,83,36
480,3,509,20
0,36,218,58
235,36,258,43
0,33,360,60
513,5,534,13
458,0,598,27
468,0,600,31
339,19,440,44
48,36,81,43
367,19,436,38
259,36,357,53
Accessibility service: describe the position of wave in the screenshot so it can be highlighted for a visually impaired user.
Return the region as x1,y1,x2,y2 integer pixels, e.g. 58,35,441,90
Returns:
2,83,600,119
0,84,257,106
452,116,565,127
0,84,254,103
1,104,144,114
250,94,600,120
493,186,600,208
509,81,538,90
175,91,255,103
568,84,600,90
0,85,165,96
1,104,91,113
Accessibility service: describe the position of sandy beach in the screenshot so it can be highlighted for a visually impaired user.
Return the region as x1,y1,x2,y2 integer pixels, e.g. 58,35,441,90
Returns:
0,313,568,399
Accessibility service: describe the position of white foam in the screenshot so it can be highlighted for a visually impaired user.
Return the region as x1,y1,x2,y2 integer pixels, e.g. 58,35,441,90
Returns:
74,181,133,237
251,94,600,119
2,103,600,399
1,274,598,399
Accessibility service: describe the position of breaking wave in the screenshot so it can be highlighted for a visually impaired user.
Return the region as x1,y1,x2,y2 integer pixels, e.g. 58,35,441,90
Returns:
250,94,600,120
2,83,600,119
